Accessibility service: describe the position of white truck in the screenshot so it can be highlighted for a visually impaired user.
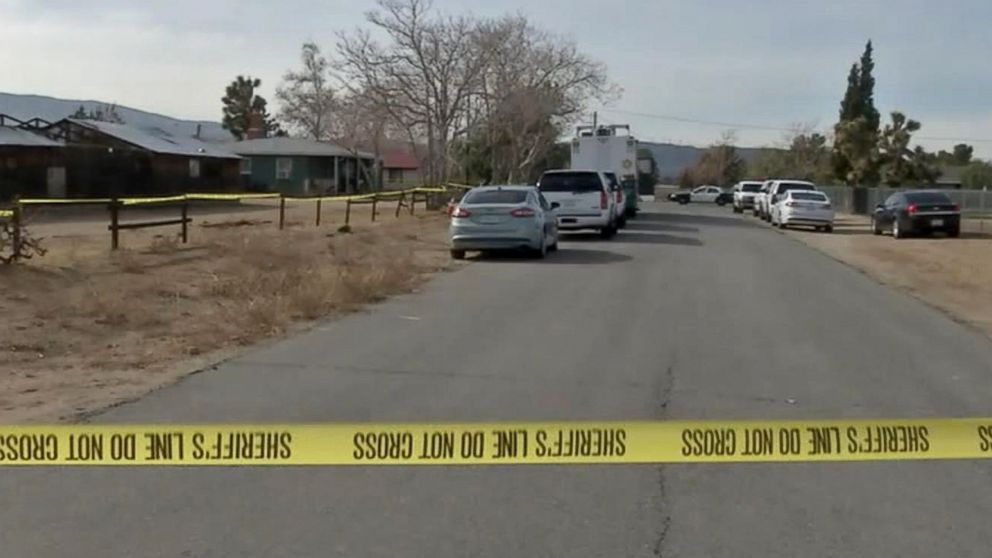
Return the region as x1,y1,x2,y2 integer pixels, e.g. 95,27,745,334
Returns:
569,124,640,225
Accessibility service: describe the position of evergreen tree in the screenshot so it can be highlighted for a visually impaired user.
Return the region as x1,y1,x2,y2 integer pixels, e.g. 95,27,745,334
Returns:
858,41,880,132
832,41,882,185
222,75,280,140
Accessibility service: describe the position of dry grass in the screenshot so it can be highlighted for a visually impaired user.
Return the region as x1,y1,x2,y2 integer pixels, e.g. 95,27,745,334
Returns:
0,211,454,422
785,214,992,336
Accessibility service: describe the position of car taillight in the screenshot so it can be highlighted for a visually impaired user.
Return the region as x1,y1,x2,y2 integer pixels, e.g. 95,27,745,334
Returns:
451,207,472,218
510,207,535,217
951,203,960,212
907,203,918,215
600,190,608,209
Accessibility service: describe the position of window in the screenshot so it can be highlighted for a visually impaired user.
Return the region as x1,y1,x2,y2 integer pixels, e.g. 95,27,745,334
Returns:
604,173,619,190
692,186,707,194
276,158,293,180
189,159,200,178
884,193,902,207
463,189,529,204
790,192,828,202
239,158,252,175
742,183,762,192
778,182,815,192
707,187,721,194
387,168,404,183
905,192,953,204
538,172,602,193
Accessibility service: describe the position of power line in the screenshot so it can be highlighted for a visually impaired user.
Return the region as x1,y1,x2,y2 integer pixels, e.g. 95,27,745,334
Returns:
599,107,992,144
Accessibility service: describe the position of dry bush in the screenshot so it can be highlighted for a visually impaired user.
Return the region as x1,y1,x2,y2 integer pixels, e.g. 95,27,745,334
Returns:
147,235,181,254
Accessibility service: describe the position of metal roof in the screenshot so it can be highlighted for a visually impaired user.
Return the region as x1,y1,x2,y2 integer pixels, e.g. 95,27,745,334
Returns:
0,126,63,147
67,118,239,159
231,137,375,159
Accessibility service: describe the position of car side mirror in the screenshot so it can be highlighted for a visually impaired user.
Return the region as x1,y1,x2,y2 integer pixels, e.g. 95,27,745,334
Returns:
550,202,560,210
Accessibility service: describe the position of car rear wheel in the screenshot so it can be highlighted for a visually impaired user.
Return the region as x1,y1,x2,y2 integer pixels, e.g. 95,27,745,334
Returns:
450,249,466,260
824,225,834,233
892,218,904,239
534,234,548,259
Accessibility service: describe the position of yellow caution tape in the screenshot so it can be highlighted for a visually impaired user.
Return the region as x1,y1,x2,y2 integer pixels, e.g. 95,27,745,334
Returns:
185,193,281,201
0,209,13,219
19,198,113,205
120,195,188,206
444,183,475,190
1,418,990,466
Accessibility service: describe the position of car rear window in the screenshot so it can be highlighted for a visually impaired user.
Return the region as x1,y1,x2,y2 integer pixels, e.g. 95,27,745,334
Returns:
539,172,602,193
905,192,953,204
791,192,828,202
741,183,762,192
463,190,529,204
778,182,815,191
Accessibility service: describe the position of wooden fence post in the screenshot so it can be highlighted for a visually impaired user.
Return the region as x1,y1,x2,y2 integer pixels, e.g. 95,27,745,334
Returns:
345,199,352,226
109,199,120,250
11,197,22,262
180,202,189,244
279,196,286,230
395,193,405,218
371,194,378,222
410,192,416,215
316,198,322,227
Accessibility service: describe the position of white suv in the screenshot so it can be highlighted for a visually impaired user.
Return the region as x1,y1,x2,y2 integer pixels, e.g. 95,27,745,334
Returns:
763,180,817,221
732,181,763,214
538,170,618,238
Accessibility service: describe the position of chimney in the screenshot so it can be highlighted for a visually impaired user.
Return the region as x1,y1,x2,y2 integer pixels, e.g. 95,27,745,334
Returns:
246,111,266,140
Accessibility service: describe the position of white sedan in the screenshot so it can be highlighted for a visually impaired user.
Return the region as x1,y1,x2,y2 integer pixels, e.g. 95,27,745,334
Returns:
690,185,722,203
770,190,834,232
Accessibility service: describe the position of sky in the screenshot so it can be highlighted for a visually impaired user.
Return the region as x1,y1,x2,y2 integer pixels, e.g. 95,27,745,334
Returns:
2,0,991,156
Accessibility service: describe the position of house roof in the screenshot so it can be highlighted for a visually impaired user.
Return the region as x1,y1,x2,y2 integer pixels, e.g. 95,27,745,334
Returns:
231,137,375,160
0,126,63,147
381,146,420,170
66,118,240,159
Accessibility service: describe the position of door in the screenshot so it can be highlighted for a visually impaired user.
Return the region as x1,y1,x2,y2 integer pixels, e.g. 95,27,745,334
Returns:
690,186,712,203
876,193,901,226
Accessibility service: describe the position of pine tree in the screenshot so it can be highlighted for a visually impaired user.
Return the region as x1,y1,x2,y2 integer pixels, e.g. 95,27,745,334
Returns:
222,75,280,140
832,40,882,185
858,41,880,132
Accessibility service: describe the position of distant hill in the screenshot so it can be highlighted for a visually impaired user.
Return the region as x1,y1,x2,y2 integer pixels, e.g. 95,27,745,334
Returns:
0,92,232,142
639,141,775,182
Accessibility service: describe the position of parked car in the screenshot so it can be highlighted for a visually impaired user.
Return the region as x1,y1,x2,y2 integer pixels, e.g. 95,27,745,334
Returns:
715,191,733,206
537,170,618,238
669,185,724,205
770,190,834,232
732,181,763,213
760,180,817,221
752,180,773,217
604,172,628,228
871,190,961,239
448,186,559,259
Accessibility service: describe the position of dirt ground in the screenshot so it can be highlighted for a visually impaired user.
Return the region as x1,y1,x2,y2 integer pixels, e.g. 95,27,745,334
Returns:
783,214,992,337
0,199,453,423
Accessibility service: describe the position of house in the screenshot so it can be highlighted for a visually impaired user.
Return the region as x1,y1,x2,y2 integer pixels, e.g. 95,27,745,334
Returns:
0,115,65,200
380,143,423,189
40,118,241,197
232,137,377,195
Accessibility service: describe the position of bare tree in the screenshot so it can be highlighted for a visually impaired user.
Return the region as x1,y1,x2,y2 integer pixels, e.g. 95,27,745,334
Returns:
470,15,615,182
277,42,336,140
336,0,494,184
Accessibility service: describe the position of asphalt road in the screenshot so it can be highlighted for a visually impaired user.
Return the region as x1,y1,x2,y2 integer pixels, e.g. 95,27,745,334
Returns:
4,202,992,557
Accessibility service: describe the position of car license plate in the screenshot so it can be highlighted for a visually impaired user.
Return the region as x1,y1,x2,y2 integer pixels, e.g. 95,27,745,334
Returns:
931,219,944,227
479,216,503,224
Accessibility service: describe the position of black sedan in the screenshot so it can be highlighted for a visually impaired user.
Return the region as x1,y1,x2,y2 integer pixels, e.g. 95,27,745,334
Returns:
871,190,961,239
